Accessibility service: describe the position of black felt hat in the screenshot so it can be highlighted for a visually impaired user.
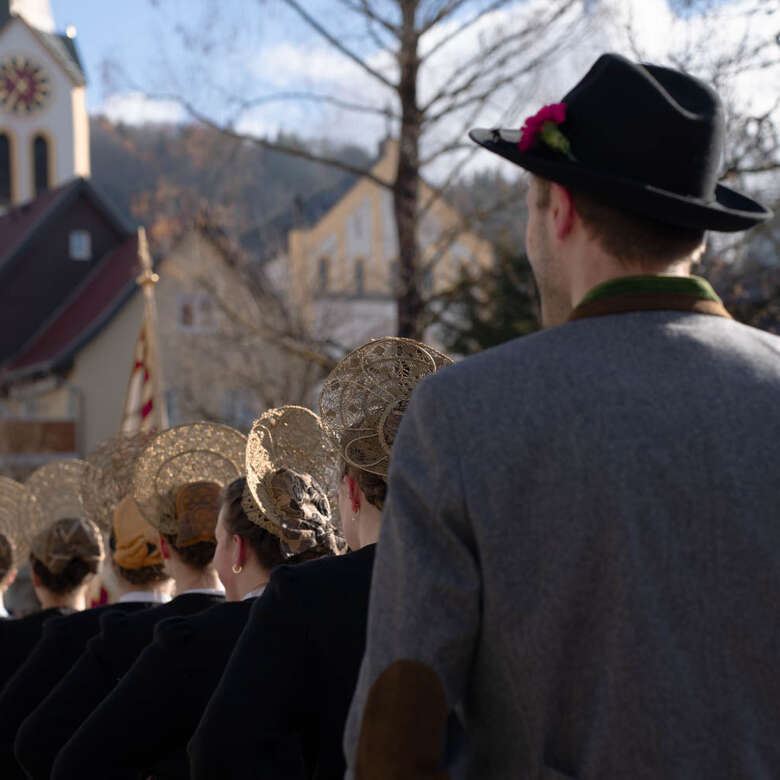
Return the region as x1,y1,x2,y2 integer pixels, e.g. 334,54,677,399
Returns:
469,53,772,232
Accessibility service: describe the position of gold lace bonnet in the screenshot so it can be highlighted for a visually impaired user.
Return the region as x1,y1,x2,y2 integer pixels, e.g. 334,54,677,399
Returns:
133,422,246,545
0,476,28,579
319,337,453,477
243,405,345,559
82,432,162,570
22,460,104,574
81,431,157,531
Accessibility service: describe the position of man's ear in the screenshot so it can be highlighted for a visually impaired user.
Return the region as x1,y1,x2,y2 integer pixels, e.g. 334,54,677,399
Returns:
550,182,576,239
159,534,171,560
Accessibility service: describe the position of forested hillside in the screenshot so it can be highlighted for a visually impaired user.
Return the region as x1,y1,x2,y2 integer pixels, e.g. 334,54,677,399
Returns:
89,116,371,257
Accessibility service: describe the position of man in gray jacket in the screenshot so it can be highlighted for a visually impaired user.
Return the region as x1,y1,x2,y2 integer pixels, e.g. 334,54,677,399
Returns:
344,53,780,779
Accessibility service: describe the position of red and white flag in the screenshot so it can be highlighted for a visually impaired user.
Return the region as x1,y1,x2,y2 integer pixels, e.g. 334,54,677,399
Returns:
120,227,168,435
120,323,156,434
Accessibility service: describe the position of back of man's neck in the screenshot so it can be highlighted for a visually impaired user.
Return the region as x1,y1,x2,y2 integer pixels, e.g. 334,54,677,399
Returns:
567,251,693,323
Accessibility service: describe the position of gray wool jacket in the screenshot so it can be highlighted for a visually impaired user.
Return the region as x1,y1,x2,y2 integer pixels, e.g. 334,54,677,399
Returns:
344,310,780,779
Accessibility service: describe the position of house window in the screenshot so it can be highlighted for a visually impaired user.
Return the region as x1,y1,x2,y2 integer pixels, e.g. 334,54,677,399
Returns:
33,135,49,195
178,293,216,333
0,133,11,205
69,230,91,260
318,257,329,292
354,259,365,296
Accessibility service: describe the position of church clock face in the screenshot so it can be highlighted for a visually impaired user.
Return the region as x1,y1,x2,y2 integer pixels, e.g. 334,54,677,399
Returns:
0,56,51,116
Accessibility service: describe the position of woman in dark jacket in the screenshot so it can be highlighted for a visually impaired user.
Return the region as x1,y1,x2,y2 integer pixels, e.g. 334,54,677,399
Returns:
0,461,105,695
14,422,245,780
0,494,170,778
189,338,451,779
52,406,343,780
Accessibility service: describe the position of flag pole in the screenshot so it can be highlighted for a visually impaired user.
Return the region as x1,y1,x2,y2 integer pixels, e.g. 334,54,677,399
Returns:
135,227,169,430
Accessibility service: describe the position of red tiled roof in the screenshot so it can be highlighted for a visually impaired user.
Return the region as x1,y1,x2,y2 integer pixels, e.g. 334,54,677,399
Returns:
3,234,140,376
0,180,76,261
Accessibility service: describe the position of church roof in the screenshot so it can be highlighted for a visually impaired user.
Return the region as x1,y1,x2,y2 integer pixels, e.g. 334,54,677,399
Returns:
33,27,86,85
1,235,138,380
0,11,86,86
0,178,140,385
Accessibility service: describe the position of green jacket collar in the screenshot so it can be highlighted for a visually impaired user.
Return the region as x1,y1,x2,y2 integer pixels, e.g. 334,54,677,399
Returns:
569,275,731,322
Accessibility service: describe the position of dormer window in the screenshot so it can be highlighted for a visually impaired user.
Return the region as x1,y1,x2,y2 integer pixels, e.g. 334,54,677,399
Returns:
69,230,91,261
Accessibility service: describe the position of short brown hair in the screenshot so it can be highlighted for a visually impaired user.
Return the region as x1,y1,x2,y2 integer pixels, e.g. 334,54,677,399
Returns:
162,535,216,570
342,461,387,511
30,554,98,595
220,477,286,571
535,177,705,267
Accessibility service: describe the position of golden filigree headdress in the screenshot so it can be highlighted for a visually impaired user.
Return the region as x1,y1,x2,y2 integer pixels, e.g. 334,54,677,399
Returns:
319,337,453,477
133,422,246,546
243,405,345,559
22,461,104,574
0,476,28,579
81,431,158,532
82,432,163,570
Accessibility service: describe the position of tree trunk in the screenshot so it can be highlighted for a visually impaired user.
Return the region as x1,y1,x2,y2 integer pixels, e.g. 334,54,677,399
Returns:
394,0,424,340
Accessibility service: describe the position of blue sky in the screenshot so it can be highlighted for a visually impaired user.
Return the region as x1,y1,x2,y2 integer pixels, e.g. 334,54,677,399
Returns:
44,0,778,182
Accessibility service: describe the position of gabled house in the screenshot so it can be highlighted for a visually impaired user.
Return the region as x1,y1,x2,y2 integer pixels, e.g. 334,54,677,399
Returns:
283,138,495,347
0,178,142,477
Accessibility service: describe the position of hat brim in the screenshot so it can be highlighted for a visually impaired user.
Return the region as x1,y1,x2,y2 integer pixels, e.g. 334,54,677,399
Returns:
469,128,772,232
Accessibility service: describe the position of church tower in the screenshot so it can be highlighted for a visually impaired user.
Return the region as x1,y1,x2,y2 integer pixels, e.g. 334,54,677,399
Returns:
0,0,89,209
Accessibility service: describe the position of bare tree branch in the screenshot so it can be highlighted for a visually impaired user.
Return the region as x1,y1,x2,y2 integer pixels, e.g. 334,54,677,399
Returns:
226,90,400,121
336,0,400,37
149,92,396,191
278,0,398,90
419,0,472,34
419,0,512,63
420,1,578,113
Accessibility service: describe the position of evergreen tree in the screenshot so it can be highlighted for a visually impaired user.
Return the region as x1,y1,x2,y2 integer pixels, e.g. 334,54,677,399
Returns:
437,247,539,356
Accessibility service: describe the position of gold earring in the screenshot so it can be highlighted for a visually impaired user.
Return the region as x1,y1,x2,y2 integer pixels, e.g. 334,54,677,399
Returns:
232,563,242,574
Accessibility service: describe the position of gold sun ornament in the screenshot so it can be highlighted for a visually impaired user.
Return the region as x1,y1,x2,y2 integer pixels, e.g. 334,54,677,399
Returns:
0,476,29,577
132,422,246,534
21,460,104,574
319,337,453,478
80,431,158,532
242,405,345,559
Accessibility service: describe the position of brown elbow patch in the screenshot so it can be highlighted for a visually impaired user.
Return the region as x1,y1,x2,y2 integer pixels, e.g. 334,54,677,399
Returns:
356,659,449,780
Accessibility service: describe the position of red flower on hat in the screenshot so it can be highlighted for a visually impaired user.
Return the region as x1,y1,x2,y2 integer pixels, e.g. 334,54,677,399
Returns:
518,102,575,160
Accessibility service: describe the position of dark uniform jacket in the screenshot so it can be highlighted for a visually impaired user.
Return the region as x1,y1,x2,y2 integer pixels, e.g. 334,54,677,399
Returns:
189,544,376,779
0,607,74,693
15,591,224,780
0,599,157,779
53,598,255,780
